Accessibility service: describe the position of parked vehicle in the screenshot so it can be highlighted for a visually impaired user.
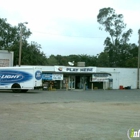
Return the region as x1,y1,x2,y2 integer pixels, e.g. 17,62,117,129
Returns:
0,66,42,93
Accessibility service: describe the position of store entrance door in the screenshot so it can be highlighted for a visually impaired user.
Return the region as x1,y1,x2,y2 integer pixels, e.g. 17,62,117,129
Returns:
69,76,75,89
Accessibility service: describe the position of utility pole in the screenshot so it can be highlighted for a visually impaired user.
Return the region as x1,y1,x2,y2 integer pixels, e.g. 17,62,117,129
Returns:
137,29,140,89
18,25,22,67
18,22,28,67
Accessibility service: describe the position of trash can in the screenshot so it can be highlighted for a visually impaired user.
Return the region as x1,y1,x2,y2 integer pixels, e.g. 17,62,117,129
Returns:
119,85,123,89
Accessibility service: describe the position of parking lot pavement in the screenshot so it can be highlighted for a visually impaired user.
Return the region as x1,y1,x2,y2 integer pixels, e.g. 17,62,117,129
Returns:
0,89,140,103
0,89,140,140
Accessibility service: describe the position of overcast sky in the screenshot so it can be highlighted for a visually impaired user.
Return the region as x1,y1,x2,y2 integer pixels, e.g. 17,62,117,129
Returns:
0,0,140,57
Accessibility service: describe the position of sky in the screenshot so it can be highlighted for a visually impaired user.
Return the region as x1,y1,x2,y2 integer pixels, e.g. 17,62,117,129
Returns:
0,0,140,57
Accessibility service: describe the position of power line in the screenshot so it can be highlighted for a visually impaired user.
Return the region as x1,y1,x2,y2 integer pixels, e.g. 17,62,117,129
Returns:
32,30,107,39
32,30,138,39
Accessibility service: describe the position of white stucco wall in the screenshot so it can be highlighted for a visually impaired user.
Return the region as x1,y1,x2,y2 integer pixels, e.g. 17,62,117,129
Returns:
41,66,55,72
39,65,138,89
96,67,137,89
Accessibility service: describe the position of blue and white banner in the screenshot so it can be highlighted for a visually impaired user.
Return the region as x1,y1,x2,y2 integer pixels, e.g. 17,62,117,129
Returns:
42,74,63,80
0,70,33,85
52,74,63,80
42,74,52,80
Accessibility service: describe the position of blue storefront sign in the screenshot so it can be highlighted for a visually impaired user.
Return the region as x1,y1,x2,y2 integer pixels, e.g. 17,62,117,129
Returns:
42,74,63,80
42,74,52,80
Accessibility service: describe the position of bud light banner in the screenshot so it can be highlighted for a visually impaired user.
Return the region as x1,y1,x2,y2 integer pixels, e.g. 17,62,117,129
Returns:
0,70,33,85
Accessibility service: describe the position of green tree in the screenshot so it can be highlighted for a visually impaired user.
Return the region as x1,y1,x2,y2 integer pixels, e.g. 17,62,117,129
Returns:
97,7,133,67
78,54,97,66
0,18,17,50
48,54,97,66
55,55,69,66
67,55,80,66
97,52,109,67
0,17,48,66
0,18,32,50
125,43,138,67
21,42,48,65
10,41,48,66
47,55,59,65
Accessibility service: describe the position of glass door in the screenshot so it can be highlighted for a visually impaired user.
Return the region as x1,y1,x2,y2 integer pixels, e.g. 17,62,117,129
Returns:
61,77,68,89
69,76,75,89
80,76,88,89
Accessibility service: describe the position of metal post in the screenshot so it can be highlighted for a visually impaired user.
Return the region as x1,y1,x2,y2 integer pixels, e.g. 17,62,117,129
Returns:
137,29,140,89
91,83,93,90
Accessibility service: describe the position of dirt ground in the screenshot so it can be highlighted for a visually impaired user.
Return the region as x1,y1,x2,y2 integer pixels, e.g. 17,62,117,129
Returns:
0,90,140,140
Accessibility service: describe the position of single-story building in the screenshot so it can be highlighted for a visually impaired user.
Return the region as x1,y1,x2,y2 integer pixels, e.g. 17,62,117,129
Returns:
41,65,138,90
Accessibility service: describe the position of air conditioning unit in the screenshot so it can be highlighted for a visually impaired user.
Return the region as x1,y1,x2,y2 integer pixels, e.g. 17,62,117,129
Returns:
77,62,85,67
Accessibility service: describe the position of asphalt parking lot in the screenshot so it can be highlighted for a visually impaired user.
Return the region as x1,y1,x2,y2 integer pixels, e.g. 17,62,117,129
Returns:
0,89,140,140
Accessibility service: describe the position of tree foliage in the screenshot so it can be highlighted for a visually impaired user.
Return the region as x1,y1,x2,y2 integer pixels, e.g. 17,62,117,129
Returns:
0,18,47,66
97,52,109,67
0,15,138,68
97,7,137,67
46,54,97,67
